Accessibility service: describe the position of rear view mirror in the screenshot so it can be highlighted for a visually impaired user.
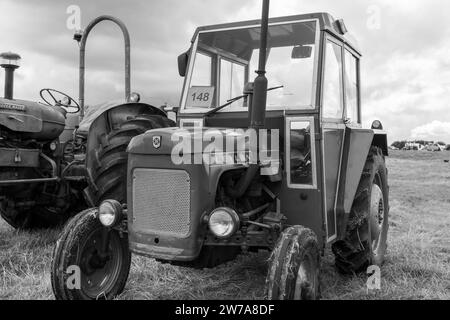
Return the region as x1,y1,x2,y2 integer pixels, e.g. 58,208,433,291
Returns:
291,46,312,59
178,50,190,77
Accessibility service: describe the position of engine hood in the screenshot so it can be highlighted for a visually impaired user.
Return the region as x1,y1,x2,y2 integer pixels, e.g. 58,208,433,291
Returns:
128,127,259,156
0,98,66,140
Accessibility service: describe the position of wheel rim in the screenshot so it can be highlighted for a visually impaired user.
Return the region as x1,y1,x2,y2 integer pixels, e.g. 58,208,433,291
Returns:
370,178,385,257
78,228,123,299
293,253,317,300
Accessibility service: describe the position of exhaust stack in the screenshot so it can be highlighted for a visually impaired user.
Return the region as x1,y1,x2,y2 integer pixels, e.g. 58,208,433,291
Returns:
250,0,270,129
228,0,270,199
0,52,21,100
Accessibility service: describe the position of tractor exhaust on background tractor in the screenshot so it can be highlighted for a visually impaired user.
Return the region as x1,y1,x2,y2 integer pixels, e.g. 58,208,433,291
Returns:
0,52,21,100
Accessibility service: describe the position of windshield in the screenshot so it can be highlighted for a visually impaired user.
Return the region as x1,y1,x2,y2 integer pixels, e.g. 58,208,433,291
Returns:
182,20,318,113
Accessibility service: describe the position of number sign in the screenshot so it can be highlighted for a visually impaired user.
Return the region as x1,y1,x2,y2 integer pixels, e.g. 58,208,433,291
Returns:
186,86,215,108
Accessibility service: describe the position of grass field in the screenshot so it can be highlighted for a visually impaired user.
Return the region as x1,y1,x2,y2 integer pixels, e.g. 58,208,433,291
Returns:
1,150,449,300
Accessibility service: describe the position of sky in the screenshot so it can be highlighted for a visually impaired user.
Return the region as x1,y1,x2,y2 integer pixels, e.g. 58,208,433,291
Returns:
0,0,449,143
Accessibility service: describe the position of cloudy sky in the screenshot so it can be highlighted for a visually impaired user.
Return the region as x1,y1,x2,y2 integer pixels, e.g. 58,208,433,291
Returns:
1,0,449,143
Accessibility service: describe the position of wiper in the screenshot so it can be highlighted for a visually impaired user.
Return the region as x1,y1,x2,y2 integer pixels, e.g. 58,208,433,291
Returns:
205,85,284,117
204,94,246,117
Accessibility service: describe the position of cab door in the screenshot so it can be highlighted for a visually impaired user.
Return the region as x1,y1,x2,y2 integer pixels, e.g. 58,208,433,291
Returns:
320,36,346,242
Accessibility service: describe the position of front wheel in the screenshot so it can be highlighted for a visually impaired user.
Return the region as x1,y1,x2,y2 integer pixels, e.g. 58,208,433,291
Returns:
51,208,131,300
265,226,320,300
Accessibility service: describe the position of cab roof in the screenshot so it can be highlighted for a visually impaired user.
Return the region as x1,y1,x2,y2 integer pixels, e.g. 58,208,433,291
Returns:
192,12,361,56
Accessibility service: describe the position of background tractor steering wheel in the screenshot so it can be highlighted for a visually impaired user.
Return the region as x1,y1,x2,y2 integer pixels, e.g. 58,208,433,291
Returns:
40,89,80,114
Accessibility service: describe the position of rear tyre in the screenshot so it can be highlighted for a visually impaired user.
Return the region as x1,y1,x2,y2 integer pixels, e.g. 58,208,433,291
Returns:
332,146,389,274
88,114,175,204
51,208,131,300
266,226,320,300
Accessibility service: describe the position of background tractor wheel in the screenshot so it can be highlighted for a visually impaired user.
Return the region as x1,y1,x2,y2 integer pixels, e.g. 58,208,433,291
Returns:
51,208,131,300
266,226,320,300
0,191,85,231
332,146,389,274
1,207,69,230
88,114,175,204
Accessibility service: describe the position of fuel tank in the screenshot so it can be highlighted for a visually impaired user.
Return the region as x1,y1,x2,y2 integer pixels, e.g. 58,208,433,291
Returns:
0,97,66,141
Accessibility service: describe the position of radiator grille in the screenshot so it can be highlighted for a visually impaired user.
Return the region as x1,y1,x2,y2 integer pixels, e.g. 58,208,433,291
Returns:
132,169,191,237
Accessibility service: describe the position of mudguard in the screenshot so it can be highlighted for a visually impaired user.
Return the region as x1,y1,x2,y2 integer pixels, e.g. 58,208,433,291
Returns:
335,126,374,240
372,130,389,156
78,100,166,135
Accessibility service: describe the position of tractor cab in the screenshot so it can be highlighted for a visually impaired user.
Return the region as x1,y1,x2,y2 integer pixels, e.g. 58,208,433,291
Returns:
175,13,373,244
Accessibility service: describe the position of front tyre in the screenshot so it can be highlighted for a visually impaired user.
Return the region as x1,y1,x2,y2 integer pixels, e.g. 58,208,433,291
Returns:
265,226,320,300
51,209,131,300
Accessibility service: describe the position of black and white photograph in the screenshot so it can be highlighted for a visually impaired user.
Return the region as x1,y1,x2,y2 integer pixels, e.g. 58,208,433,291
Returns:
0,0,448,309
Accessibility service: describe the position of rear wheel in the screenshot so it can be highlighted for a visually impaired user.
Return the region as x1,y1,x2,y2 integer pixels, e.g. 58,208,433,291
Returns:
87,114,175,204
265,226,320,300
332,146,389,274
51,208,131,300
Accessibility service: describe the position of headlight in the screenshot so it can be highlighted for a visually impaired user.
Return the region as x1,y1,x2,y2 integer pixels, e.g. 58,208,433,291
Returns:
49,141,57,151
208,207,240,239
98,200,123,227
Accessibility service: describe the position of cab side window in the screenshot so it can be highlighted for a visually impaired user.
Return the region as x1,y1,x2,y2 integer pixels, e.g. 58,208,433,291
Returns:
344,50,360,123
322,40,343,120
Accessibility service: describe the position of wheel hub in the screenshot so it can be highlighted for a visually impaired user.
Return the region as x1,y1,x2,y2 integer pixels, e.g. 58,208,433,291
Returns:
78,229,122,298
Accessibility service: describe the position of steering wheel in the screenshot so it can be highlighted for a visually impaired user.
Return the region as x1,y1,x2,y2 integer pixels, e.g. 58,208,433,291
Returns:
40,89,80,114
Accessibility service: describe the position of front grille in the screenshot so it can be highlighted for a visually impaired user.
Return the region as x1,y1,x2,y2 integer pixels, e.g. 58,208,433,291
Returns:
132,168,191,237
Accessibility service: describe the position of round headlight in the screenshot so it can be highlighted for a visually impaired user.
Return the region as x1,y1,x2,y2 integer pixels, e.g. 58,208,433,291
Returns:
49,142,57,151
98,200,122,227
208,207,240,239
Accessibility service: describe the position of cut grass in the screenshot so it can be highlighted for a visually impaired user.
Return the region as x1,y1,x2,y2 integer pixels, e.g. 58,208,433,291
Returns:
0,150,449,300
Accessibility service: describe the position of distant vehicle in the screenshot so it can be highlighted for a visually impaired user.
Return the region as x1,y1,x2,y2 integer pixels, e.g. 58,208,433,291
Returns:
426,144,443,152
403,142,424,151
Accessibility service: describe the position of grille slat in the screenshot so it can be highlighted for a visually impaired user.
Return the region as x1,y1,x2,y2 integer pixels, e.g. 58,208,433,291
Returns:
132,169,191,237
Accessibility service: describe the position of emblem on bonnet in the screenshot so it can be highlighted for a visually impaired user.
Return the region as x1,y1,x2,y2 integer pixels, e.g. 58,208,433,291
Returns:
152,136,161,149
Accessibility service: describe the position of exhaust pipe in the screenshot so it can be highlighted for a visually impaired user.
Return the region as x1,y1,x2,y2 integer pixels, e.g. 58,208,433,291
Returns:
0,52,21,100
227,0,270,199
250,0,270,129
